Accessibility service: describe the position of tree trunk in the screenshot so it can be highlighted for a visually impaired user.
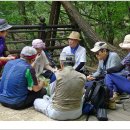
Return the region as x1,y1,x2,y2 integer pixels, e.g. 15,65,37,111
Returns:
46,1,61,47
18,1,28,25
60,1,101,44
60,1,126,58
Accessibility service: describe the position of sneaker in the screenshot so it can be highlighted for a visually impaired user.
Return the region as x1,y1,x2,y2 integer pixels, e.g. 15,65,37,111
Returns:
108,98,116,110
113,92,120,103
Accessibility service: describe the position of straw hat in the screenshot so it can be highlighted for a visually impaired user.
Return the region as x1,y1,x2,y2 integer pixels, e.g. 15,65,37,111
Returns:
119,34,130,49
67,31,81,40
91,41,108,52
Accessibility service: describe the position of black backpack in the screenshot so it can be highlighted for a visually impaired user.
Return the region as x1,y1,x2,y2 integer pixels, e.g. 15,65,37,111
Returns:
83,80,109,121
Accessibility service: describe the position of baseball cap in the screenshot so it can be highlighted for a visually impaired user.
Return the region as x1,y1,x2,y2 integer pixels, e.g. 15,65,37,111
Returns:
91,41,108,52
21,46,37,59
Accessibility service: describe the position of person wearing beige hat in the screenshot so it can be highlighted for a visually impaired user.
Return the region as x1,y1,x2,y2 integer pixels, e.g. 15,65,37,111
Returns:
0,46,47,110
62,31,86,74
105,34,130,97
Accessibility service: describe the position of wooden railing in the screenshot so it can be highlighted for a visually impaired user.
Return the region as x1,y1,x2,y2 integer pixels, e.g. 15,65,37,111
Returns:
7,23,79,56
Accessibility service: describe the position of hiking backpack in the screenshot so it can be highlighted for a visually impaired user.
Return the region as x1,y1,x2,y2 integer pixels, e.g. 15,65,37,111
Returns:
83,80,109,121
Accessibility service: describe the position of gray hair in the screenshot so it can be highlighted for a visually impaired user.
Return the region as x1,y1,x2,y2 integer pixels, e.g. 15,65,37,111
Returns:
60,52,75,66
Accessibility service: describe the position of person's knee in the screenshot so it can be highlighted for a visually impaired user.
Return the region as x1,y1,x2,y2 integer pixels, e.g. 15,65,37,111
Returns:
33,98,41,109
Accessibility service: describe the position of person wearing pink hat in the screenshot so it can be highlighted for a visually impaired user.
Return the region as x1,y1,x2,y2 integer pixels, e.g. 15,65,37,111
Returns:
32,39,57,96
0,46,47,110
32,39,56,76
105,34,130,102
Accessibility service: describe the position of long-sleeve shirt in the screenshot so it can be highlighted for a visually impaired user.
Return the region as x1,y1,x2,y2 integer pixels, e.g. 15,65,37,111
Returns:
0,36,5,57
92,52,121,78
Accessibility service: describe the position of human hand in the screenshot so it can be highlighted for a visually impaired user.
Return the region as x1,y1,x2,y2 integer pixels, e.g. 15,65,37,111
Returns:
34,54,41,62
87,75,95,80
7,55,15,60
52,67,58,73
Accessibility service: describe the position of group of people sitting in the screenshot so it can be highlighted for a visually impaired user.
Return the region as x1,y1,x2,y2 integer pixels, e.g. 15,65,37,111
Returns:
0,18,130,120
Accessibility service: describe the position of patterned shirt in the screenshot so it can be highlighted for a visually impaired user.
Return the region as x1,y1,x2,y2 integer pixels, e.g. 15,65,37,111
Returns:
121,52,130,77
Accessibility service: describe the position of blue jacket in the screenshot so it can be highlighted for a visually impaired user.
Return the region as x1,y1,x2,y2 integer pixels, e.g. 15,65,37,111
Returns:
0,59,31,104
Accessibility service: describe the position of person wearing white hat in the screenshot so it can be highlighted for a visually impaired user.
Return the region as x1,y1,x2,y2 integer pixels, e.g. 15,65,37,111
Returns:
0,19,15,69
61,31,86,74
87,41,121,80
0,46,47,110
34,52,86,120
86,41,121,109
105,34,130,96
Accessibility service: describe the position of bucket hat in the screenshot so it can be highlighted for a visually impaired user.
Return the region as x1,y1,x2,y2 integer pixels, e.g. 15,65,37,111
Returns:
32,39,46,49
0,19,12,31
119,34,130,49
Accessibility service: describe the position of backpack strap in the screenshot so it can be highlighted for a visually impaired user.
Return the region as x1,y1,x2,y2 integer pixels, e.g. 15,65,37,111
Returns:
90,81,101,101
84,81,96,102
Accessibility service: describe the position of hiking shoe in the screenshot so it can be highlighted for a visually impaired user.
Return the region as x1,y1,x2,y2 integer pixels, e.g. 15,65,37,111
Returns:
108,98,116,110
113,92,120,103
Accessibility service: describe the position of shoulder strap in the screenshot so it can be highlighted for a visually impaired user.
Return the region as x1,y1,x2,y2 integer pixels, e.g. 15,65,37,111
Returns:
91,81,101,100
84,81,96,102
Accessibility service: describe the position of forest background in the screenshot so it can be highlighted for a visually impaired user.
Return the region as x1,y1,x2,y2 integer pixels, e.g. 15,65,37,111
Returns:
0,1,130,66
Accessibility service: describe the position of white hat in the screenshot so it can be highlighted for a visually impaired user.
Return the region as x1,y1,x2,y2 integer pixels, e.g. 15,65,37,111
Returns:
91,41,108,52
32,39,46,49
60,52,75,63
0,19,12,31
21,46,37,59
67,31,81,40
119,34,130,49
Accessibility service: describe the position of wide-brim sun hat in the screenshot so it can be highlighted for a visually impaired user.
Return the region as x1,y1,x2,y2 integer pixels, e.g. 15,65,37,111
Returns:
32,39,46,49
0,19,12,31
119,34,130,49
91,41,108,52
67,31,81,40
21,46,37,59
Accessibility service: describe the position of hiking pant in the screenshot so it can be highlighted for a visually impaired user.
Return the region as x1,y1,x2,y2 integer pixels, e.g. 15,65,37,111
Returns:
105,73,130,94
34,95,82,120
85,78,121,96
1,88,47,110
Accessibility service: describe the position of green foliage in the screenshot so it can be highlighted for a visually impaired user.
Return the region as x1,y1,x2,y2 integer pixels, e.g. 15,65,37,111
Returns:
1,1,130,65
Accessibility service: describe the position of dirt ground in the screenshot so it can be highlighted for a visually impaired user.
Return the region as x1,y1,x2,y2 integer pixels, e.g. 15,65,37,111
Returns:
0,104,53,121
